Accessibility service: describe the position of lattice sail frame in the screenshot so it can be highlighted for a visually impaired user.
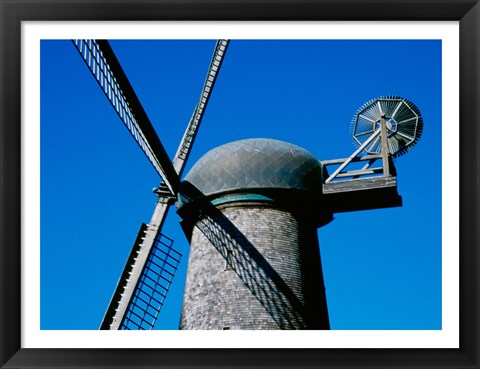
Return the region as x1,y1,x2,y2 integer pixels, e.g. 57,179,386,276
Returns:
120,232,181,330
350,96,423,158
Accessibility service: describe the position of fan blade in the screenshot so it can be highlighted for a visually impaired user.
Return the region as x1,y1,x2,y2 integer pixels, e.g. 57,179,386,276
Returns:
72,39,180,194
172,40,229,175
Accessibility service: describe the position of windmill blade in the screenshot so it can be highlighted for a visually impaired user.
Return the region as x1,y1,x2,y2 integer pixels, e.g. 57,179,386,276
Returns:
100,198,175,330
99,40,230,330
120,231,182,330
72,39,180,194
173,40,229,175
100,222,182,330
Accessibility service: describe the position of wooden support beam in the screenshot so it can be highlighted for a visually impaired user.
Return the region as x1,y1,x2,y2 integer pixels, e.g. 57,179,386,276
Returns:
320,154,382,166
322,176,402,213
325,129,381,183
380,114,390,177
334,167,383,178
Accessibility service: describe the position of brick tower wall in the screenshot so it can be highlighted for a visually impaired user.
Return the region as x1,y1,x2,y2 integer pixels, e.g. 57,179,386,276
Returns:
179,202,329,330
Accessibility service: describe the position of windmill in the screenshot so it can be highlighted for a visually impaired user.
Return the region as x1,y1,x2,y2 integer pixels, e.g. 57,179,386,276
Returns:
70,39,423,330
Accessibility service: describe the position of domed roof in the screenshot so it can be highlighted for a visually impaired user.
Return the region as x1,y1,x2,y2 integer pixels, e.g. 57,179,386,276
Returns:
181,138,324,197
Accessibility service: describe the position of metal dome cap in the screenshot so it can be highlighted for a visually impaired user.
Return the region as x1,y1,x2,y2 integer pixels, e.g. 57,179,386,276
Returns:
179,138,325,202
177,139,333,228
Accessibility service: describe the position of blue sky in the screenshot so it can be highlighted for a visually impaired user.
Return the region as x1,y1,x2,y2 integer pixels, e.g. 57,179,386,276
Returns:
40,39,442,330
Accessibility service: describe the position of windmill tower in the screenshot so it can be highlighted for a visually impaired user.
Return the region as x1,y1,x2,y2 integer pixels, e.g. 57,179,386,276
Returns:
177,138,332,329
71,40,423,330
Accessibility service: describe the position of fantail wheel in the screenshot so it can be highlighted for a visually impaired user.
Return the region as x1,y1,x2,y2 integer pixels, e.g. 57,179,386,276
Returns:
350,96,423,158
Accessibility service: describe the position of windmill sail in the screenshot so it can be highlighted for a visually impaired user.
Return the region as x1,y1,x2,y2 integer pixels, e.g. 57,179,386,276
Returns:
173,40,229,175
74,39,229,329
120,232,181,330
100,223,181,330
72,39,180,194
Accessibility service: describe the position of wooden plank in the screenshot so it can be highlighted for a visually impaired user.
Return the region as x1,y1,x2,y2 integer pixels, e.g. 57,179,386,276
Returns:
320,154,382,166
380,115,390,177
322,176,402,213
334,167,383,178
322,176,397,194
324,130,381,183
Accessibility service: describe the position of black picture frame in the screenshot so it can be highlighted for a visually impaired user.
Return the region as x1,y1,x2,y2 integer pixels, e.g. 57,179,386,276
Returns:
1,0,478,368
